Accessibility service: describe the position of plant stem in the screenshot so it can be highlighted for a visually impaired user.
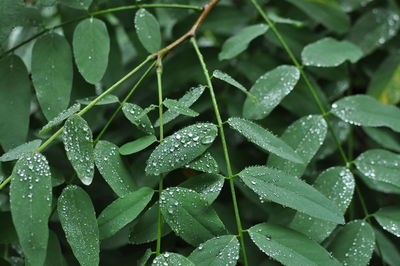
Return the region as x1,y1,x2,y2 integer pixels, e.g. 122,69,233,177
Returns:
156,57,164,256
191,37,249,266
0,3,201,59
94,61,157,144
0,56,153,190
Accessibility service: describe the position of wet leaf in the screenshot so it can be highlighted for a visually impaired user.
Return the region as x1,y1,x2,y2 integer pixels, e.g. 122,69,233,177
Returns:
135,9,161,53
60,0,92,10
73,18,110,84
302,37,363,67
58,185,99,266
122,103,154,135
267,115,327,178
328,220,375,266
213,70,257,103
0,140,42,162
0,55,31,151
219,24,269,60
10,153,52,266
239,166,344,224
185,152,219,174
145,123,218,175
77,95,119,106
188,235,239,266
347,8,400,56
355,149,400,188
179,173,224,204
374,206,400,237
119,135,157,155
39,103,81,134
97,187,153,240
289,167,355,242
228,117,302,163
163,98,199,117
63,115,94,185
160,187,226,246
249,223,341,265
152,252,195,266
32,33,73,120
363,127,400,153
94,141,136,197
243,65,300,120
155,86,205,127
331,95,400,132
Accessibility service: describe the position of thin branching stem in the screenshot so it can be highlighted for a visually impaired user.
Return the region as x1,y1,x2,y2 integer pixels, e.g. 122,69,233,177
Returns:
191,37,249,266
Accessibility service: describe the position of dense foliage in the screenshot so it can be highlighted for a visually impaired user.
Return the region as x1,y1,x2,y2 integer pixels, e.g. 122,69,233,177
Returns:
1,0,400,265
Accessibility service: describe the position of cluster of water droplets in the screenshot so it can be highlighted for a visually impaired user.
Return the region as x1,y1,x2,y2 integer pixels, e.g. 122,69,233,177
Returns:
190,235,239,265
184,152,219,174
122,103,154,135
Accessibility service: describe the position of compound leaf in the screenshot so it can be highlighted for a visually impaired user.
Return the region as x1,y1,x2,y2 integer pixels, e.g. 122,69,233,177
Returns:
160,187,226,246
239,166,344,224
146,123,218,175
73,18,110,84
97,187,153,240
63,115,94,186
10,153,52,266
243,65,300,120
58,185,99,266
94,141,136,197
32,33,73,120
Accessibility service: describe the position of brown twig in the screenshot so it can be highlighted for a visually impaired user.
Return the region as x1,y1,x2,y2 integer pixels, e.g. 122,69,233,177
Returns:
152,0,219,59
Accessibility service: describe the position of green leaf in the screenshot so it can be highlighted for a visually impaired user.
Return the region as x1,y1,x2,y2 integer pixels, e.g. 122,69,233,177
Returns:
97,187,153,240
58,185,99,266
146,123,218,175
213,70,257,103
374,229,400,266
328,220,375,266
355,149,400,188
163,98,199,117
135,9,161,53
242,65,300,120
32,33,73,120
302,37,363,67
63,115,94,185
367,52,400,105
332,95,400,132
363,127,400,153
137,249,152,266
267,115,327,177
129,202,172,244
289,167,355,242
285,0,350,34
119,135,157,155
0,140,42,162
77,95,119,106
60,0,92,10
239,166,344,224
346,8,400,56
219,24,269,60
155,86,205,127
122,103,155,135
152,252,195,266
0,55,30,151
94,141,136,197
160,187,226,246
188,235,239,266
249,223,341,266
39,103,81,135
228,117,302,163
73,18,110,84
45,231,66,266
10,153,52,266
179,173,224,204
185,152,219,174
374,207,400,237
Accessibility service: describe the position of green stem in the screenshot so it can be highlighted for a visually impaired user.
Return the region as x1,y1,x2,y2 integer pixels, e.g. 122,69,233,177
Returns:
156,58,164,256
0,56,153,191
0,4,201,59
94,61,157,144
191,37,249,266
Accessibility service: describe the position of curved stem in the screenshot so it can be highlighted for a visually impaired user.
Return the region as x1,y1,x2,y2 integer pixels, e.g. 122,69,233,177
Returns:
0,3,201,59
191,37,249,266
